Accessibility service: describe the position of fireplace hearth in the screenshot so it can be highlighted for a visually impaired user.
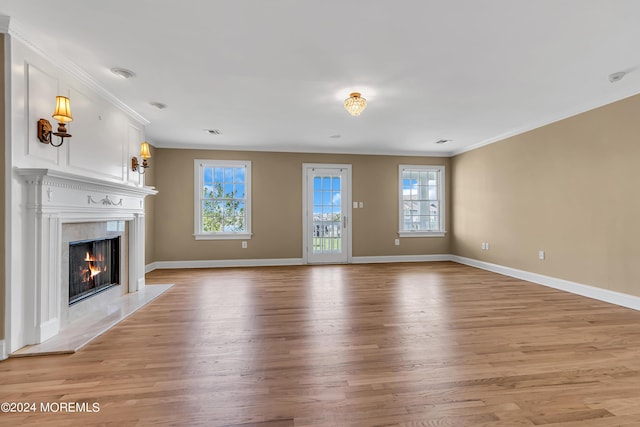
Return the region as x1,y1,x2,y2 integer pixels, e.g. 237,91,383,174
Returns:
69,237,120,305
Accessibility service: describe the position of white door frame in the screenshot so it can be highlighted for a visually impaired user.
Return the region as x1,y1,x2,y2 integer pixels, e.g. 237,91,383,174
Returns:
302,163,352,264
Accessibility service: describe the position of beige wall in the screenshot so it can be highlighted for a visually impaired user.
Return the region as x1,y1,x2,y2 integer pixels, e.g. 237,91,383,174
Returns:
0,34,5,339
154,149,450,261
144,143,156,265
452,93,640,296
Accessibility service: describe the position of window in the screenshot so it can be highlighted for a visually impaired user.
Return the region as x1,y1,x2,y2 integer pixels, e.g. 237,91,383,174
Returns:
194,159,252,240
398,165,445,237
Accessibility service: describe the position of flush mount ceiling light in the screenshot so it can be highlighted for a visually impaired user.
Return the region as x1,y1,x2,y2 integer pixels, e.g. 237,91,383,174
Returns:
110,67,136,79
344,92,367,116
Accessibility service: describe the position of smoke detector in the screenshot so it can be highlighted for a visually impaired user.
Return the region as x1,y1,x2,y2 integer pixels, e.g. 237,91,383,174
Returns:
110,67,136,79
609,71,626,83
149,101,168,110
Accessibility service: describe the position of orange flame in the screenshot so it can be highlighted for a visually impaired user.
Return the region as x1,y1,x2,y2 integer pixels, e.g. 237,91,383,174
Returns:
82,251,104,281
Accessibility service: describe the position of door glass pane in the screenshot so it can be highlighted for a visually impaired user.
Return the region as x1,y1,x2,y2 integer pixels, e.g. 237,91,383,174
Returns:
313,174,342,254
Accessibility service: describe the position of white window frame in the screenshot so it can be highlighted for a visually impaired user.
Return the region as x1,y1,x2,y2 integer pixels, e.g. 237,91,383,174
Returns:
398,164,446,238
194,159,252,240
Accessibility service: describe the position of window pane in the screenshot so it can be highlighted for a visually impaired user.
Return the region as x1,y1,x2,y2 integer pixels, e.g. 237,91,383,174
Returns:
322,191,331,204
235,168,245,183
332,191,341,205
224,168,234,182
214,168,224,182
418,171,428,185
204,167,213,184
236,184,245,198
429,215,439,229
322,177,331,190
332,177,340,191
419,185,428,199
202,215,214,232
203,185,214,198
428,186,437,200
419,216,429,230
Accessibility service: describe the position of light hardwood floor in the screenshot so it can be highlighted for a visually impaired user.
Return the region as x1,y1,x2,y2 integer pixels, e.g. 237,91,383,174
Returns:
2,262,640,426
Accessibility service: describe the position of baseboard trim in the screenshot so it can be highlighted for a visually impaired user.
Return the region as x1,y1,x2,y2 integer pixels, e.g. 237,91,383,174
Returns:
451,255,640,311
352,254,452,264
0,340,6,361
151,258,305,269
145,262,158,273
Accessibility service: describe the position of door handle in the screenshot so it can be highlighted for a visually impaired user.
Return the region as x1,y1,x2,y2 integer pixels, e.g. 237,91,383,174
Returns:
343,215,347,229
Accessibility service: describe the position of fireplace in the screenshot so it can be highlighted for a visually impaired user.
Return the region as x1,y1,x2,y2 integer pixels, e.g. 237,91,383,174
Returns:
14,168,157,348
69,237,121,305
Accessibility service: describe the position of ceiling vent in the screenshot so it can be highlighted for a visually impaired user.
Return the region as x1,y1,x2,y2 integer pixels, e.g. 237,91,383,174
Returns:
205,129,222,135
149,101,168,110
435,139,451,144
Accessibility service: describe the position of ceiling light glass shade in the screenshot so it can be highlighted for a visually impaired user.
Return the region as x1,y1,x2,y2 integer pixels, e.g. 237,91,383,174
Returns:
140,141,151,160
344,92,367,116
52,96,73,123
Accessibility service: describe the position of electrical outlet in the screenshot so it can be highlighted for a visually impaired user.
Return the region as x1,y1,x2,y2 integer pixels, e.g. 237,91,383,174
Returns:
353,201,358,209
242,241,247,249
538,250,545,260
359,202,364,208
394,239,400,246
485,242,489,250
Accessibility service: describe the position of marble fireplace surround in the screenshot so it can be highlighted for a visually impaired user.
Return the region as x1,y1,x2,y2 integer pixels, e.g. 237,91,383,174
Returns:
16,168,157,346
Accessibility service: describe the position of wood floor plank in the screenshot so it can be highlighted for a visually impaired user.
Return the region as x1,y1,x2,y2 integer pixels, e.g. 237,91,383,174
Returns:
2,262,640,425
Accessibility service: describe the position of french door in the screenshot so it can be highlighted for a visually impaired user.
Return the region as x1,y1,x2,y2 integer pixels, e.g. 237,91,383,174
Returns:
303,164,351,264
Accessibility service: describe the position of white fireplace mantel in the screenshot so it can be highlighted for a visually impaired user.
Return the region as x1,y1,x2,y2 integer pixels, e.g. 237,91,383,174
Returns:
15,168,158,344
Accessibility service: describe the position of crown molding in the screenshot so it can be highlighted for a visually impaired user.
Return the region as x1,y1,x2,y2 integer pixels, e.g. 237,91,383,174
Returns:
5,16,150,126
451,88,640,157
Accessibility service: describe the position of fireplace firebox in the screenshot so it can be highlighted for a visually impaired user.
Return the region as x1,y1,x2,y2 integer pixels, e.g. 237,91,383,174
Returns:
69,237,120,305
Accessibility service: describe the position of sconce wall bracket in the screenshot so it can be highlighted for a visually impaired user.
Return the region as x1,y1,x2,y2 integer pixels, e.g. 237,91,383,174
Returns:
37,118,71,147
132,157,149,174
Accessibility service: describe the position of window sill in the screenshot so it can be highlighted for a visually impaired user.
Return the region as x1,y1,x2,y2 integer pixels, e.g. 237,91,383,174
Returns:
398,231,446,238
194,232,253,241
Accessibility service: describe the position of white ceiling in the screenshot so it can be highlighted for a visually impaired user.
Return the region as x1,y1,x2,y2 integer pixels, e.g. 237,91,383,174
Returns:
2,1,640,156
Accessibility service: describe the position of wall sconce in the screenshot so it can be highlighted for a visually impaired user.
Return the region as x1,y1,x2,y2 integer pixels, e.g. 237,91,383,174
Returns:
37,96,73,147
132,142,151,174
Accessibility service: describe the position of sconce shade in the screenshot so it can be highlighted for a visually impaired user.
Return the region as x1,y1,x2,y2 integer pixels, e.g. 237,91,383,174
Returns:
52,96,73,123
140,142,151,159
